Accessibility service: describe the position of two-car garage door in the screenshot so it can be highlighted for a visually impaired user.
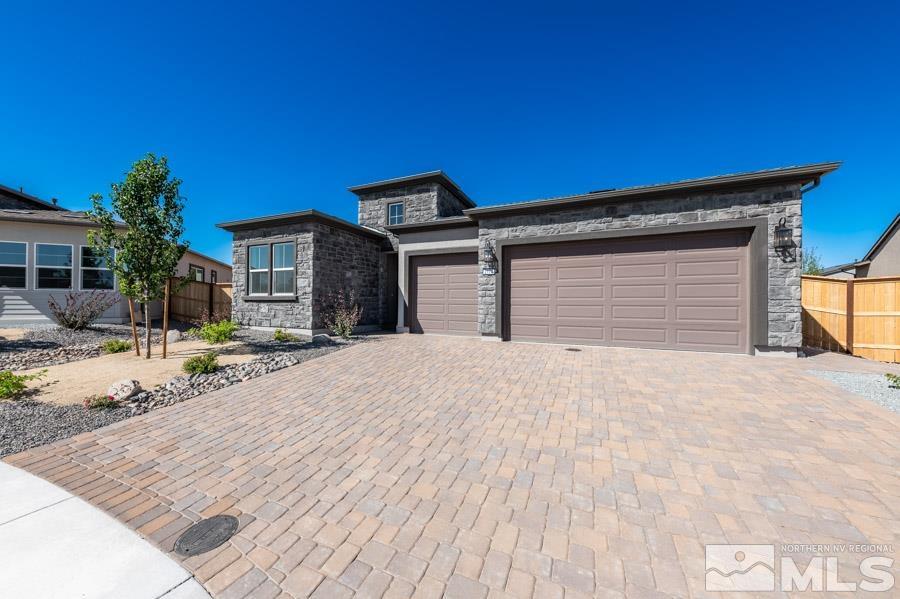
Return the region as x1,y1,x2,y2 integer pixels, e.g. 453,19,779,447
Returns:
503,230,750,353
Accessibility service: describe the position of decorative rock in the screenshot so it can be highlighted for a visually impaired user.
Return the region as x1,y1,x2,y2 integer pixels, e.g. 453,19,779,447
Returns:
107,379,142,402
165,330,182,343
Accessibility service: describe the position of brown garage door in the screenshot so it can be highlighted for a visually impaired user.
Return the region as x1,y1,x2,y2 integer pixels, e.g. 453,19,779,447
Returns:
504,230,750,353
410,253,478,336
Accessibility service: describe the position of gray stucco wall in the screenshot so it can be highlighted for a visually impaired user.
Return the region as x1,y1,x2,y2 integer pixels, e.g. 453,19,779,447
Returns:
231,221,382,331
476,184,804,348
859,225,899,278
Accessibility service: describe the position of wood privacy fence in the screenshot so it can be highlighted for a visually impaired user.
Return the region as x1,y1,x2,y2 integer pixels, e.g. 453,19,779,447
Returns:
167,278,233,323
801,275,900,363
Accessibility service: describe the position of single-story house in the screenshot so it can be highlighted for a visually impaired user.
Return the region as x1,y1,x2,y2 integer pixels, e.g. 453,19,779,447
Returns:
821,212,899,279
218,162,840,355
0,184,232,325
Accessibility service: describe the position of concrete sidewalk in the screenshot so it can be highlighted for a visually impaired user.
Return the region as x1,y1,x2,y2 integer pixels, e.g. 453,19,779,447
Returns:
0,461,210,599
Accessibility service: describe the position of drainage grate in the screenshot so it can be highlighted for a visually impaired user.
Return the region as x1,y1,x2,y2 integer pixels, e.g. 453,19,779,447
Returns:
174,515,239,557
565,347,582,352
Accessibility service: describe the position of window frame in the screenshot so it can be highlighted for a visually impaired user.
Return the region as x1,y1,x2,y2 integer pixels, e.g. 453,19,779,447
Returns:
246,239,296,298
34,243,74,290
210,269,218,284
0,240,28,290
188,263,205,282
79,245,116,291
387,202,405,226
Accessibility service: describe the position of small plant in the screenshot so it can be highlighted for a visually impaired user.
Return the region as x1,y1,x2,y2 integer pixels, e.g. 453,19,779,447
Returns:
0,370,46,399
102,339,132,354
322,289,362,339
191,306,230,327
273,328,300,342
183,352,219,374
187,320,239,344
83,394,119,410
48,290,119,330
887,373,900,389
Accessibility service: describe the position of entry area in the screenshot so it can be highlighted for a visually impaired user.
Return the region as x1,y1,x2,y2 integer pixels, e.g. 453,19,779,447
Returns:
409,252,478,336
503,229,751,353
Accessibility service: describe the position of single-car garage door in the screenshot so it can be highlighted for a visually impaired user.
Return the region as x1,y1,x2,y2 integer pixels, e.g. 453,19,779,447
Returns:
409,253,478,336
504,230,750,353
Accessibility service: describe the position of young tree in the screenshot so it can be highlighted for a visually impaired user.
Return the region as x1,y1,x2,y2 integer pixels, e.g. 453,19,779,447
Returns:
87,154,188,358
802,245,824,276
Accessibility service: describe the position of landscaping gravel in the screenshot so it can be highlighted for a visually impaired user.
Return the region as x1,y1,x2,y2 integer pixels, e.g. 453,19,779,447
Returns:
807,370,900,413
0,401,130,458
0,334,362,457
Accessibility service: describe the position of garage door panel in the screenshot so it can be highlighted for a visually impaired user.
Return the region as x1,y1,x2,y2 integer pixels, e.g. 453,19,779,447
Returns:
410,253,478,336
505,230,749,353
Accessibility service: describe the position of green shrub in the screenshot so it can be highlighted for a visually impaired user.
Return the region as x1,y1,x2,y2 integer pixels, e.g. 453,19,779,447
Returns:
188,320,239,344
102,339,132,354
0,370,46,399
273,328,300,342
183,352,219,374
83,394,119,410
887,373,900,389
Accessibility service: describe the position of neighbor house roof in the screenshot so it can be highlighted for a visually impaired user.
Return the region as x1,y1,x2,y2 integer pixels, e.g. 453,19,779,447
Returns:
862,212,900,262
182,248,233,270
0,209,126,228
216,209,387,241
820,261,869,276
348,171,477,209
463,161,841,217
0,183,66,211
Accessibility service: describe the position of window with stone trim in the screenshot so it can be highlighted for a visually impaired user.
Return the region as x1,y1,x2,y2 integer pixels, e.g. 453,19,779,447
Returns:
388,202,404,225
248,241,295,296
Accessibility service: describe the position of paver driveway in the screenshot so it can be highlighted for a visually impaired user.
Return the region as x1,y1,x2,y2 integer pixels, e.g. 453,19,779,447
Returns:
5,335,899,598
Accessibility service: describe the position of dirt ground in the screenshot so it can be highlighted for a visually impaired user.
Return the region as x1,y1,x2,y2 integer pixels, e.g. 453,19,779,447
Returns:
22,339,257,405
0,328,26,341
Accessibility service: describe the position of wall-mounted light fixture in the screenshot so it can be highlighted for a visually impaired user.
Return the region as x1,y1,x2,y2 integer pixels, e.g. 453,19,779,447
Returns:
774,217,793,249
482,243,497,276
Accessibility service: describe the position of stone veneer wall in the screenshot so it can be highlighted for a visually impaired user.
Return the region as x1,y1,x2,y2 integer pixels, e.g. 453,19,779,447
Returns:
232,223,315,329
477,183,804,348
358,184,439,250
310,223,382,328
435,185,469,218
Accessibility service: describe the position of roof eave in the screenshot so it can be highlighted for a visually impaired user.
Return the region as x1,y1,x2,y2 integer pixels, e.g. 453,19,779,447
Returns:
464,162,841,217
348,171,477,209
862,213,900,262
384,216,476,234
216,209,387,241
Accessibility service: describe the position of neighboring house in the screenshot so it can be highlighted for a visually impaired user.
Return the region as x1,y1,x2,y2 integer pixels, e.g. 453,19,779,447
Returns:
219,162,840,355
821,213,899,279
175,251,232,284
0,185,231,325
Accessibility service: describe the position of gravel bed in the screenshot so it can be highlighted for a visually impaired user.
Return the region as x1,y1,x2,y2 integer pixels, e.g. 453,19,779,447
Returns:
0,401,130,458
807,370,900,413
127,336,359,414
0,334,363,457
0,321,193,371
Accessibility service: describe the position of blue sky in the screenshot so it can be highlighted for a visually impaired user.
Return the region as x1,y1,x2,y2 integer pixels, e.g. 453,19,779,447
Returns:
1,1,897,267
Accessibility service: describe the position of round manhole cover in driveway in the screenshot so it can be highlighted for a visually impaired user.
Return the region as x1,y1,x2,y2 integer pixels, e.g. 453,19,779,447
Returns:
174,515,239,557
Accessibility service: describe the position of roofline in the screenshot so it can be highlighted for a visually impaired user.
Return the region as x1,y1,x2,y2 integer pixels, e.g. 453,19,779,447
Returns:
463,161,842,217
215,209,387,240
0,183,66,211
384,216,476,234
0,212,126,229
348,171,477,209
820,260,869,276
182,247,233,270
862,212,900,262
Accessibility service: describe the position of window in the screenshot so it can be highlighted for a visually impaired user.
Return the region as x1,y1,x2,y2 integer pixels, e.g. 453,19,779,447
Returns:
247,241,295,296
0,241,27,289
80,246,114,290
210,269,218,284
388,202,404,225
272,242,295,295
35,244,72,289
188,264,205,282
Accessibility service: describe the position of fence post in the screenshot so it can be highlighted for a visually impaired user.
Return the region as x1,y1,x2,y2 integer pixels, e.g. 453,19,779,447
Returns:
208,281,214,318
846,278,854,354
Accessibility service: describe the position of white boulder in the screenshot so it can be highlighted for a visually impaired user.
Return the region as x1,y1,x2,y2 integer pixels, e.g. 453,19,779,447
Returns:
107,379,141,402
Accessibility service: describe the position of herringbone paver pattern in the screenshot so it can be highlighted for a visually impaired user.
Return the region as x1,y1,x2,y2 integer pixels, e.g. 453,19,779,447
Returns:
5,336,899,598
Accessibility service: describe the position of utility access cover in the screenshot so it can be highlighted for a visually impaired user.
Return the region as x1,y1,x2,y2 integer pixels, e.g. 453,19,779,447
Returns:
174,515,239,557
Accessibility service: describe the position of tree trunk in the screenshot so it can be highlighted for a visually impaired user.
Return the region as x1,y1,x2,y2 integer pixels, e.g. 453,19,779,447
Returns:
144,301,152,359
127,297,141,357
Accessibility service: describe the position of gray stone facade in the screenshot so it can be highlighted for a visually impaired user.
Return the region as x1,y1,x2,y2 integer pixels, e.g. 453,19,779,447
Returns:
358,183,469,250
231,222,382,331
476,184,804,348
